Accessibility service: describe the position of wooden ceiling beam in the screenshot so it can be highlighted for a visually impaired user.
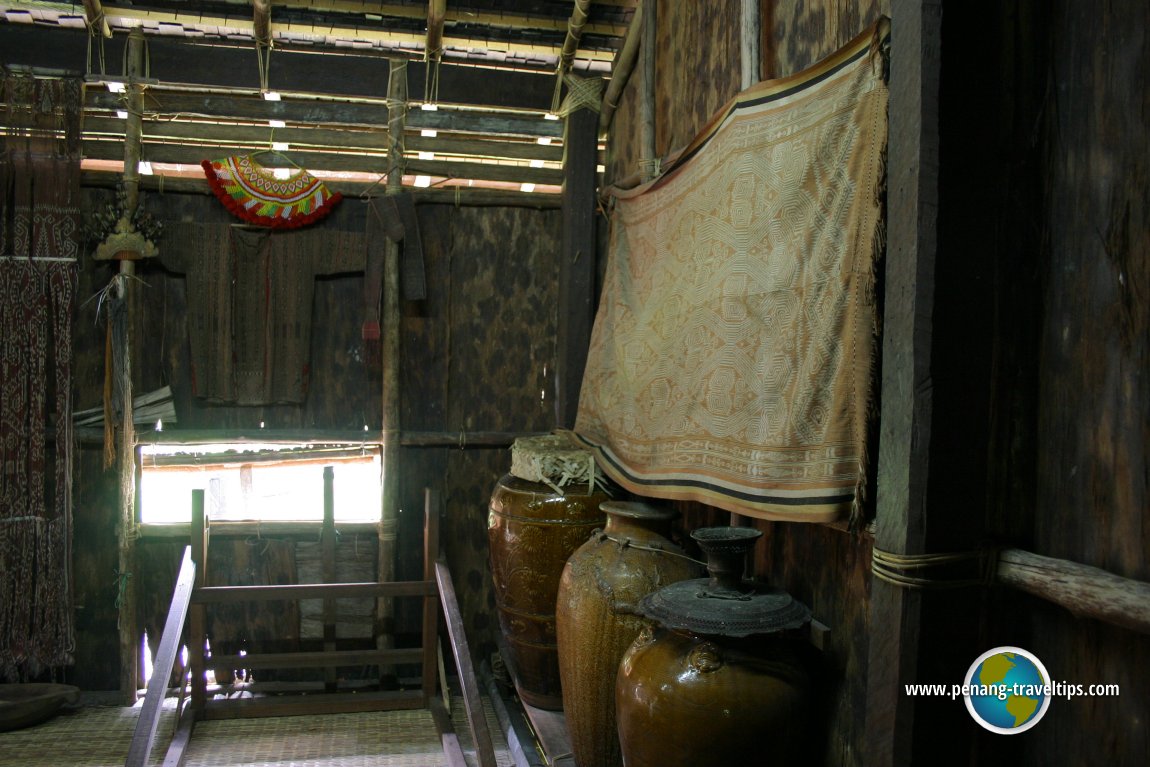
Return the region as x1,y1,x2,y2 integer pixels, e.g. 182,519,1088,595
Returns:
276,0,627,38
80,169,561,206
82,139,565,186
84,90,566,138
90,4,617,62
81,116,567,163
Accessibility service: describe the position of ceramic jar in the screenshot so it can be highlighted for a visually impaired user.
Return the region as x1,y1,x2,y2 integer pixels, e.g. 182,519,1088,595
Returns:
556,501,702,767
488,472,609,709
615,527,813,767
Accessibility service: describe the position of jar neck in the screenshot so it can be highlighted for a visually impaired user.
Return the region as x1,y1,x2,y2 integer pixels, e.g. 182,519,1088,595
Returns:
603,512,673,545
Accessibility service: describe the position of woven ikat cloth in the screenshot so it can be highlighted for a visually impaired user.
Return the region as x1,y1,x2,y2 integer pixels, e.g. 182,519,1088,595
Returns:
574,23,889,522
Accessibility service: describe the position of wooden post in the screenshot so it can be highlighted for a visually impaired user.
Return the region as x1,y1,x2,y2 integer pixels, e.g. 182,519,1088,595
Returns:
639,0,657,181
864,2,942,765
322,467,337,692
116,25,145,704
378,57,406,684
555,89,599,428
740,0,761,90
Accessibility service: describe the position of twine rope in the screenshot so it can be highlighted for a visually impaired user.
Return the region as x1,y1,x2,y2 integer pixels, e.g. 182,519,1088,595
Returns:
870,547,996,590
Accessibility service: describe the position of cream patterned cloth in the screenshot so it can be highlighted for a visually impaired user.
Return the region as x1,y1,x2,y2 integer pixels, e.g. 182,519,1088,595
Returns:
574,21,889,523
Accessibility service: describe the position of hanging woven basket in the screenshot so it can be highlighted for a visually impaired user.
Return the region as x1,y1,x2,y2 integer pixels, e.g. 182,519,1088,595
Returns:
201,154,342,229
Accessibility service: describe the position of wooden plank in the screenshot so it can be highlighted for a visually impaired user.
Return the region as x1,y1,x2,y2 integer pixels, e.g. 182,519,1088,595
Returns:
997,549,1150,635
200,689,425,719
125,547,195,767
160,703,196,767
208,647,424,670
194,580,435,603
435,556,497,767
555,105,599,427
864,3,941,766
429,697,470,767
402,431,547,447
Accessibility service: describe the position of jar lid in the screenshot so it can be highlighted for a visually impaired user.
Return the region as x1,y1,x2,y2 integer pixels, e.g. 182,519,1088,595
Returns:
637,525,811,637
510,434,603,488
600,501,678,522
638,579,811,637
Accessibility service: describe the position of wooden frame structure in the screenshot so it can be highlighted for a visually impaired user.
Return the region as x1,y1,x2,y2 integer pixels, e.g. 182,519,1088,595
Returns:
125,484,495,767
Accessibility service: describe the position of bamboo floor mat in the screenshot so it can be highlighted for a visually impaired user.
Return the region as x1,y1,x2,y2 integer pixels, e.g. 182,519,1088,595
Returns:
0,694,516,767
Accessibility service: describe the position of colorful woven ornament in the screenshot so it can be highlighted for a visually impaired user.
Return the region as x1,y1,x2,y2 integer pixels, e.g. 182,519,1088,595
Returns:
201,154,342,229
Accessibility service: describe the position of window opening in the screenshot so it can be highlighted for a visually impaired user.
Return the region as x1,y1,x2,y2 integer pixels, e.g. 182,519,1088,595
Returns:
139,442,382,524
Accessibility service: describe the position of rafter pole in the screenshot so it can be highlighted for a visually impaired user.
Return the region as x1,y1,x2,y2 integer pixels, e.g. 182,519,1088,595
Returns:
426,0,446,62
638,0,656,181
252,0,272,47
551,0,592,114
598,1,642,136
82,0,111,37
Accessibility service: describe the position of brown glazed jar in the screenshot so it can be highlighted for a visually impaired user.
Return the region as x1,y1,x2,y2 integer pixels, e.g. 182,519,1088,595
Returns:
555,501,702,767
615,527,813,767
488,473,609,709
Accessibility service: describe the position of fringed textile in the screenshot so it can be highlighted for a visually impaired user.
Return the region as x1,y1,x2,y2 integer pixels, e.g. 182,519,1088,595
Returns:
202,155,343,229
0,70,82,679
573,21,889,524
0,260,78,679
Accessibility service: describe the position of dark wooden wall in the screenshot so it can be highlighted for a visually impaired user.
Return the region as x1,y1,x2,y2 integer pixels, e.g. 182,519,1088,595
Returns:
603,3,887,766
966,1,1150,764
603,0,1147,764
67,191,562,691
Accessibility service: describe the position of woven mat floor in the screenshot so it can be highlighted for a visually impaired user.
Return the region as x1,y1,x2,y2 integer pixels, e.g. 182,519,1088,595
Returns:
0,695,516,767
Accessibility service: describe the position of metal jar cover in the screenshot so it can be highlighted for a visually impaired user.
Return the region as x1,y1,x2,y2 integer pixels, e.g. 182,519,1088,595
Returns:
487,473,608,710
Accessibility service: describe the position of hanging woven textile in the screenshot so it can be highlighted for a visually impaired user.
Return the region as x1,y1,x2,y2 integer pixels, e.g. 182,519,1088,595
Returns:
0,72,82,679
201,154,342,229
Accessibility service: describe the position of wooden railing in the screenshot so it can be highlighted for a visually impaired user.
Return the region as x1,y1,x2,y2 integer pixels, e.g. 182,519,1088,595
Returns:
128,481,495,767
124,546,195,767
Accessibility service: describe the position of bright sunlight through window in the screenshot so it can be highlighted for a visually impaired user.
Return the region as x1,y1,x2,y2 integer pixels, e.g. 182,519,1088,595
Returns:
139,442,382,524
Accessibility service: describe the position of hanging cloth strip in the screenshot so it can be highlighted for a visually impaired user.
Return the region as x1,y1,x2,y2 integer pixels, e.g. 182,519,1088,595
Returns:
201,154,342,229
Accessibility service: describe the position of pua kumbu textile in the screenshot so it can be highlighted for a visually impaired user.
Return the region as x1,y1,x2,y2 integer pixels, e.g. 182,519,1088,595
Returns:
0,72,81,678
573,21,889,523
161,222,366,405
202,154,343,229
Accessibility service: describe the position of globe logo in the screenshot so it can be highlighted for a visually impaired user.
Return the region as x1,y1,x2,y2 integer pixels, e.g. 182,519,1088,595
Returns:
964,646,1051,734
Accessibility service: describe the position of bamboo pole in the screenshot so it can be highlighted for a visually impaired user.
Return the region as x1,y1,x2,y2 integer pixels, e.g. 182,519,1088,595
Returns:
639,0,657,182
997,549,1150,636
378,57,407,685
551,0,592,114
729,0,760,530
598,1,643,136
